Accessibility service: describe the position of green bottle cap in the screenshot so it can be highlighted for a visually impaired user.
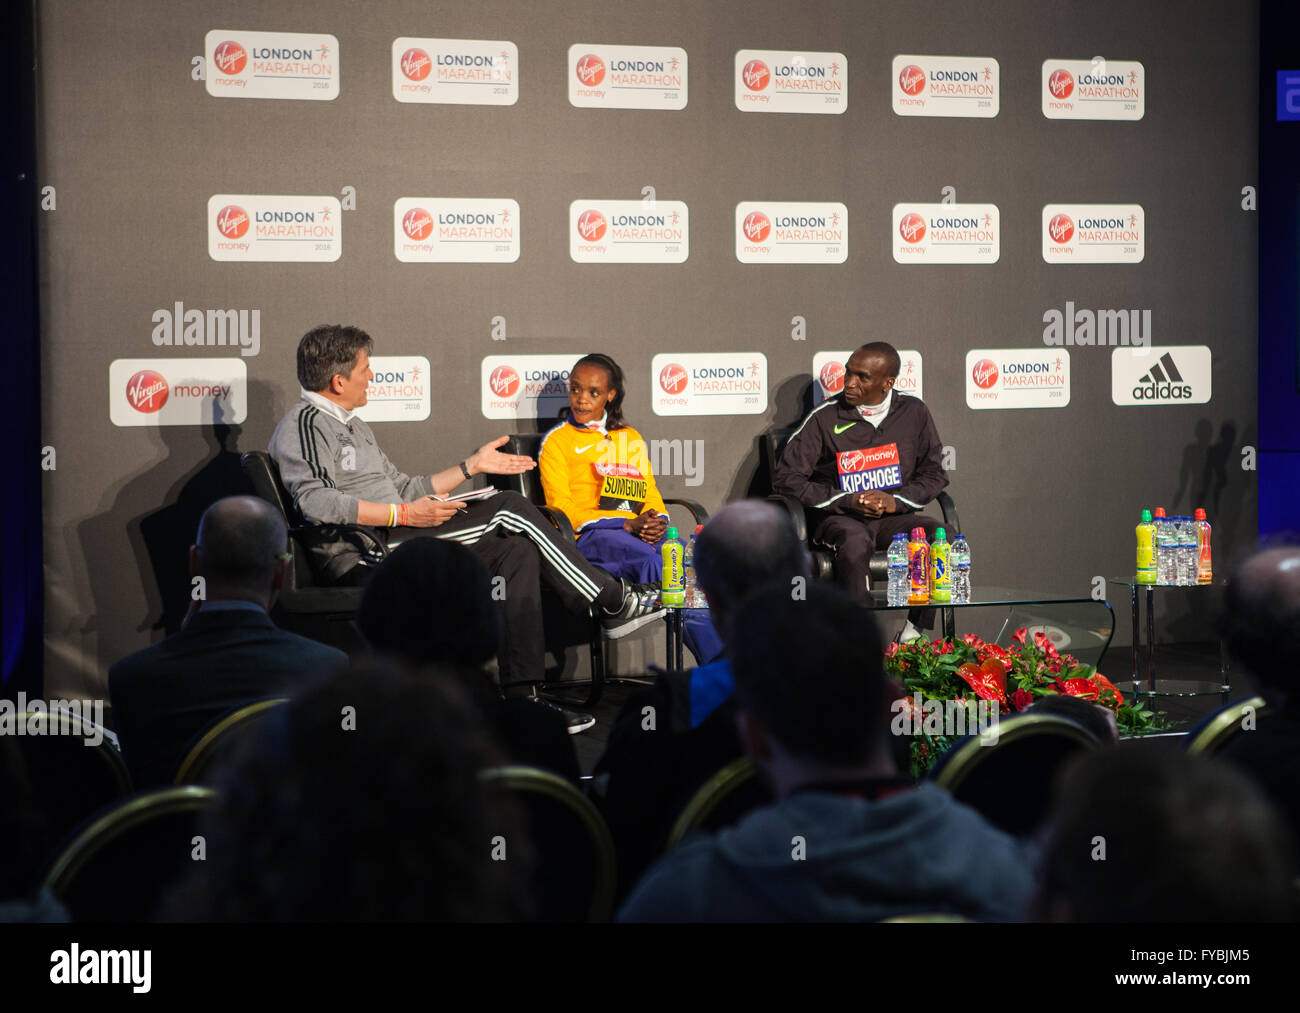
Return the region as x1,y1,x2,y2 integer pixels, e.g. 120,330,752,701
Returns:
1141,509,1152,523
666,526,679,540
935,527,946,540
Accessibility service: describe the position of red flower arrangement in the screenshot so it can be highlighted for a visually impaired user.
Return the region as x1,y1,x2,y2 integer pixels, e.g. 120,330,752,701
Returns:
884,628,1160,776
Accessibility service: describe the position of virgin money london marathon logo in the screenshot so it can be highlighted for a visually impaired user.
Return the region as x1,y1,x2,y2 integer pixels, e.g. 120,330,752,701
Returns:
570,201,688,263
735,202,847,263
892,55,999,117
110,359,248,427
353,356,432,422
208,195,341,262
735,49,846,114
892,204,999,264
1111,346,1211,405
650,353,767,416
812,351,922,405
1042,204,1144,263
569,44,687,109
393,199,520,262
966,349,1070,410
481,356,582,419
1042,58,1144,120
392,37,518,105
206,30,339,100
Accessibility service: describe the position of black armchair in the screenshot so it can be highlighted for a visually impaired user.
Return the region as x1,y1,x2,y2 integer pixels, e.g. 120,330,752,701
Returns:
759,429,960,589
241,450,384,653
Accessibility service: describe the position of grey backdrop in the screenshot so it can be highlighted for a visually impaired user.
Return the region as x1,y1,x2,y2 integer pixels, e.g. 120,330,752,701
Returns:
37,0,1258,702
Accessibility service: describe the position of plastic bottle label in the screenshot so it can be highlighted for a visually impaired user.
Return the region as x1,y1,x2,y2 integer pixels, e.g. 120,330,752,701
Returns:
661,541,684,605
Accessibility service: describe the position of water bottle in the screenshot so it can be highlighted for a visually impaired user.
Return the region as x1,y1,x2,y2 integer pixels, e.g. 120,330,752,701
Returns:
683,524,703,607
1154,508,1175,586
661,526,685,606
930,527,952,604
1194,508,1212,584
886,533,909,605
1135,508,1156,584
1178,516,1197,586
951,536,971,604
907,526,930,605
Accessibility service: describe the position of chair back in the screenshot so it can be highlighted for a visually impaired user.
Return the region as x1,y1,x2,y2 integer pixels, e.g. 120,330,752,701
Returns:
174,698,288,785
43,786,216,921
760,430,794,488
1185,696,1271,755
241,451,316,591
927,713,1100,838
480,765,616,922
14,709,133,850
485,434,547,504
665,757,771,850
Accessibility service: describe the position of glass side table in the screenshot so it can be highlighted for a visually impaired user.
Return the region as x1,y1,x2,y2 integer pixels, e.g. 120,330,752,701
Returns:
869,586,1115,669
1108,577,1229,702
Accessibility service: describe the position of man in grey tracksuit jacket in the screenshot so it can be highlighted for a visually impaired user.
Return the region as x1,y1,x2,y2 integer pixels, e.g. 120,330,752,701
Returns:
269,325,646,692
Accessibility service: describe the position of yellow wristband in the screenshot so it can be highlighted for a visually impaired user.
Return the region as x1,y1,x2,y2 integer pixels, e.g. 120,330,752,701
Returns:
388,503,397,528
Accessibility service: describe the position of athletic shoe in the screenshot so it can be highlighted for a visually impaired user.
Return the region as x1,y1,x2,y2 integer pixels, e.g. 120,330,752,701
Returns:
527,693,596,734
601,579,666,639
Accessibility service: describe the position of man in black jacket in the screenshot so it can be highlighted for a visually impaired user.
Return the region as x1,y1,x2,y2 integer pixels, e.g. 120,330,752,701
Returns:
109,496,346,787
774,341,949,598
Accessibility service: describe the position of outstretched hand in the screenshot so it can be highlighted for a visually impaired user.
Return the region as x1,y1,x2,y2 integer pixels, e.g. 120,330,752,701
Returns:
469,435,537,476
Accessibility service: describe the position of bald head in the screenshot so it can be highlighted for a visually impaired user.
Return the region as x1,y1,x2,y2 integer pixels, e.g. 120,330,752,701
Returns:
694,501,809,630
1221,546,1300,702
194,496,289,600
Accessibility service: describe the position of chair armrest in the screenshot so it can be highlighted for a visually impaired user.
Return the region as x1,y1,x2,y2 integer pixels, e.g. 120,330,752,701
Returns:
663,498,709,526
291,523,391,563
935,491,960,536
766,494,810,545
535,505,578,542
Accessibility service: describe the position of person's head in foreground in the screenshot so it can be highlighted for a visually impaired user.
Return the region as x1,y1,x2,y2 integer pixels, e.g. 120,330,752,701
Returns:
617,581,1037,923
1219,543,1300,713
1030,742,1297,922
192,495,291,611
1024,691,1119,745
692,499,810,645
164,661,531,921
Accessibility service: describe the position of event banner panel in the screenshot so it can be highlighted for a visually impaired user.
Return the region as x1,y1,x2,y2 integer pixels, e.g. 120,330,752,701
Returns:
813,351,924,404
892,204,1000,264
394,199,520,263
205,29,339,100
651,353,768,416
391,37,518,105
736,203,848,263
568,44,688,109
892,55,1000,117
109,358,248,427
570,201,689,263
734,49,847,113
1042,58,1145,119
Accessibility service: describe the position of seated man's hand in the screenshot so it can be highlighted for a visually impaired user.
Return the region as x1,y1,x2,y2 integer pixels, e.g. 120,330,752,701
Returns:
405,496,468,527
848,490,897,519
468,435,537,476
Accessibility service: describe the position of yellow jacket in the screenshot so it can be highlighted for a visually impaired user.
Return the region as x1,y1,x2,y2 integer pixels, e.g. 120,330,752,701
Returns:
539,419,668,531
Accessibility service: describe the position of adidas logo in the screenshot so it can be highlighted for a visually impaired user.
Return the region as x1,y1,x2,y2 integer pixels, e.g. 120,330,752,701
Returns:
1132,351,1192,400
616,500,632,512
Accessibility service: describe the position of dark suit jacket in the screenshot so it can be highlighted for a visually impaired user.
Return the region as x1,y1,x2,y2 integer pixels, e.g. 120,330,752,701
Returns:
594,666,750,901
108,607,347,788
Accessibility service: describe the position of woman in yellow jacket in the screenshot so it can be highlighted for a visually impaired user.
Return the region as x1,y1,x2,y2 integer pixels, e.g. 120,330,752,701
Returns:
539,354,721,660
